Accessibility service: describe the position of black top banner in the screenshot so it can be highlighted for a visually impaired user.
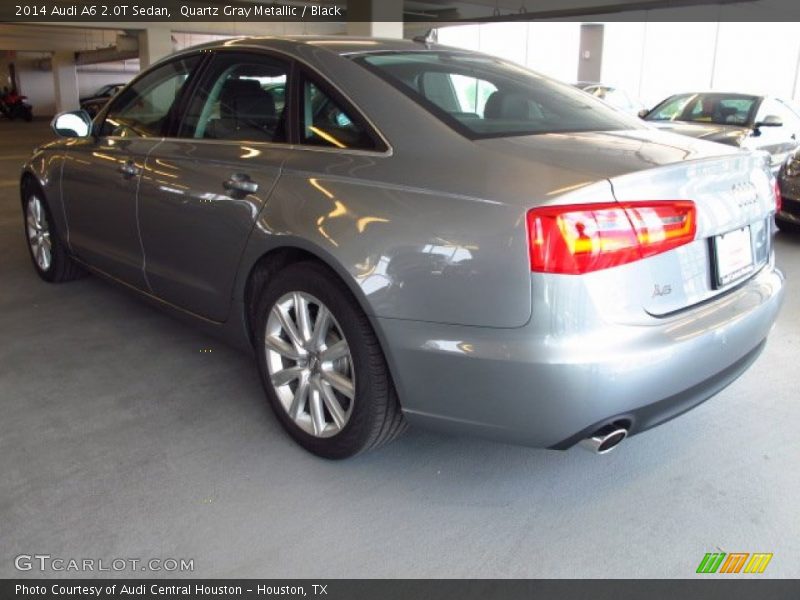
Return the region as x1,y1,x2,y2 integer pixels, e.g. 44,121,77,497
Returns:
2,1,349,23
3,0,800,23
3,579,800,600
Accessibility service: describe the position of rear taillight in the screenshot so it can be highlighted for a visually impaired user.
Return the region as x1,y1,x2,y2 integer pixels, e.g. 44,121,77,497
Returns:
527,201,696,274
774,180,782,214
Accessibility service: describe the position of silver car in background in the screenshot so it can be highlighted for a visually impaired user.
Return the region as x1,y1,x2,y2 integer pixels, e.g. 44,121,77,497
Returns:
22,37,784,458
643,92,800,172
574,81,646,116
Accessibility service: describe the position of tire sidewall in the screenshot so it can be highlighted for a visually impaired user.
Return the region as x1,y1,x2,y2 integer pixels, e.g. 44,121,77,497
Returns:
254,262,383,459
23,188,59,282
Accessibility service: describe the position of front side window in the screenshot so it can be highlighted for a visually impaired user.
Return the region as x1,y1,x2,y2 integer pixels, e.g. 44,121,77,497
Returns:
99,56,200,138
355,52,636,138
180,53,289,143
299,76,379,151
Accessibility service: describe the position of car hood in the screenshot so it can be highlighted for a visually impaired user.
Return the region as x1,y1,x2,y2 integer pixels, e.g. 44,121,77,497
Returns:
79,94,107,103
645,121,749,146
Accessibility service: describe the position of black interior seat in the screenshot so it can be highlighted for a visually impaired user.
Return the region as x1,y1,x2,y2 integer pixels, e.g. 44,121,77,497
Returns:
206,78,277,141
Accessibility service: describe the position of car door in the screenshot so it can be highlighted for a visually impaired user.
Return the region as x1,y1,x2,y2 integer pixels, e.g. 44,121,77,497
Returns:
136,51,292,321
61,55,202,288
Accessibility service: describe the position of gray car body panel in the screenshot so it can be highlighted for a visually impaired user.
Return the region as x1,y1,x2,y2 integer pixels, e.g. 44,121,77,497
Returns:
385,264,783,447
21,36,786,449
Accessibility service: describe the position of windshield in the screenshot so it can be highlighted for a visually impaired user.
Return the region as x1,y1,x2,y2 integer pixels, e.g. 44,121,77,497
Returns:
645,93,759,126
354,51,638,139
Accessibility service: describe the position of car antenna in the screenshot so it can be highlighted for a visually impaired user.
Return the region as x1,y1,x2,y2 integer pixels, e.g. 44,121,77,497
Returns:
412,28,438,48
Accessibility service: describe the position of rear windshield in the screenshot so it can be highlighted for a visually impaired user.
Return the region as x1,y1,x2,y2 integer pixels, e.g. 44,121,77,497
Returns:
354,51,638,139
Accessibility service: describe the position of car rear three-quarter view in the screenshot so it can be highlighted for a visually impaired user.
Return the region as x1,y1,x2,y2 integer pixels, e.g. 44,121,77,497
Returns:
22,37,785,459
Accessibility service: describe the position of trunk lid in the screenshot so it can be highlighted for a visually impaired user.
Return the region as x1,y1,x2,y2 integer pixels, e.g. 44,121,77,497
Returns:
480,128,775,322
595,151,774,320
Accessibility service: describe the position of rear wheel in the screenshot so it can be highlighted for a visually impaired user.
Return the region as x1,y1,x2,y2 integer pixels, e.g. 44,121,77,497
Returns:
23,184,85,283
254,261,406,458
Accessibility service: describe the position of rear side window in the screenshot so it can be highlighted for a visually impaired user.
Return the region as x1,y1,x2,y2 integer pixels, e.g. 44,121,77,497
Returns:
355,51,636,139
298,75,381,151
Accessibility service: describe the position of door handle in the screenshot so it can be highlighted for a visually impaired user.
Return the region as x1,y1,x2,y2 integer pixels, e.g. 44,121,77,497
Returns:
118,160,140,178
223,173,258,195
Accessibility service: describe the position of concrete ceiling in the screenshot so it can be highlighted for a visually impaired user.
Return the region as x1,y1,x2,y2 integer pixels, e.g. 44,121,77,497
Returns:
402,0,779,20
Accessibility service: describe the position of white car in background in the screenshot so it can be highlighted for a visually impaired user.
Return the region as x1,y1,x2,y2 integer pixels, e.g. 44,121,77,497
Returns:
574,82,646,116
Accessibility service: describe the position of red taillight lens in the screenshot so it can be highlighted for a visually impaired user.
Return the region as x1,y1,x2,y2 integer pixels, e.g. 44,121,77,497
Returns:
774,180,782,214
527,201,696,274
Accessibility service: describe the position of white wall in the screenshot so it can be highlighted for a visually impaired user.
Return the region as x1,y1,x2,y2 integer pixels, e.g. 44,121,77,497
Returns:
437,22,581,83
12,52,56,116
602,21,800,109
439,20,800,110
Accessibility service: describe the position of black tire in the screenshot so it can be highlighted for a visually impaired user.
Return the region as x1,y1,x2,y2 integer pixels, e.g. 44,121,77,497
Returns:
22,181,85,283
253,261,406,459
777,217,800,234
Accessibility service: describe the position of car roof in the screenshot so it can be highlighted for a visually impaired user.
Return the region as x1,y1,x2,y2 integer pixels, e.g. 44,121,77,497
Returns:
174,35,447,57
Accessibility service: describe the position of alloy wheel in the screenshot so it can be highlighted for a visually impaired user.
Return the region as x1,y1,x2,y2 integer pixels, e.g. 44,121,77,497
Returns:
264,291,355,438
26,196,52,272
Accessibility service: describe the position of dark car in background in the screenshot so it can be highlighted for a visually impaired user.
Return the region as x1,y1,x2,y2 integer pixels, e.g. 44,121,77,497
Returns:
574,82,645,116
642,92,800,172
79,83,126,117
778,147,800,230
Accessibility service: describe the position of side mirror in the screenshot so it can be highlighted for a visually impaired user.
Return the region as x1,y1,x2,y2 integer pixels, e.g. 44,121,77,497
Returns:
51,110,93,138
637,108,649,119
755,115,783,128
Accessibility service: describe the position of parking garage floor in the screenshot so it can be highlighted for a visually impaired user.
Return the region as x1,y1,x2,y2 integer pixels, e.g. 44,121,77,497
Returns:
1,119,799,579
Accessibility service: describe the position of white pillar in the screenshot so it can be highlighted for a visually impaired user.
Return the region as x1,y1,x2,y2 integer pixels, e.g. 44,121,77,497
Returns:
138,27,173,69
346,0,403,39
52,51,79,114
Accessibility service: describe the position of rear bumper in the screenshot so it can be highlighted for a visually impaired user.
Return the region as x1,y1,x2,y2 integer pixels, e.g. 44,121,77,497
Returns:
376,265,785,449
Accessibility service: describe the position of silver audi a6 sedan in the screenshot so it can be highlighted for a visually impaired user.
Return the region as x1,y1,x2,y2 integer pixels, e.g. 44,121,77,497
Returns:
22,37,784,458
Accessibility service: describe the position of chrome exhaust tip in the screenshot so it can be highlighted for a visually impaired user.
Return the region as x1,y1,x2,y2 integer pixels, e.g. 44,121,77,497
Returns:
579,425,628,454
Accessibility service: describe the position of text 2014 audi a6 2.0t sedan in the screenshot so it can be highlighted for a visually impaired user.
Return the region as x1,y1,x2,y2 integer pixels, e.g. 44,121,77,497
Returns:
22,37,784,458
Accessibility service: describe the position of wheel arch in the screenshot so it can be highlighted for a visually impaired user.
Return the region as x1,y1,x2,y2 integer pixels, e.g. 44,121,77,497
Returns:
239,241,406,409
241,241,376,346
20,170,41,206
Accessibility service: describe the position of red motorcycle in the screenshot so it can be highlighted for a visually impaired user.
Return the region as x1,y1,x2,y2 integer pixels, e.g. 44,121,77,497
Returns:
0,90,33,121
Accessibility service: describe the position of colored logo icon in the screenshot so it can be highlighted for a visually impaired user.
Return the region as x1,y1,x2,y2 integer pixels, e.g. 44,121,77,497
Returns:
696,552,773,574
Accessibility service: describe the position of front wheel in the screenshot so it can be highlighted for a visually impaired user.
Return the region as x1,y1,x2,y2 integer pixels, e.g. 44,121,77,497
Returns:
254,261,406,458
23,184,85,282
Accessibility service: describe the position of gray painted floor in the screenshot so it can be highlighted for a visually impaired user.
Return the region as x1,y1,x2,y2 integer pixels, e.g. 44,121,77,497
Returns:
1,120,798,579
